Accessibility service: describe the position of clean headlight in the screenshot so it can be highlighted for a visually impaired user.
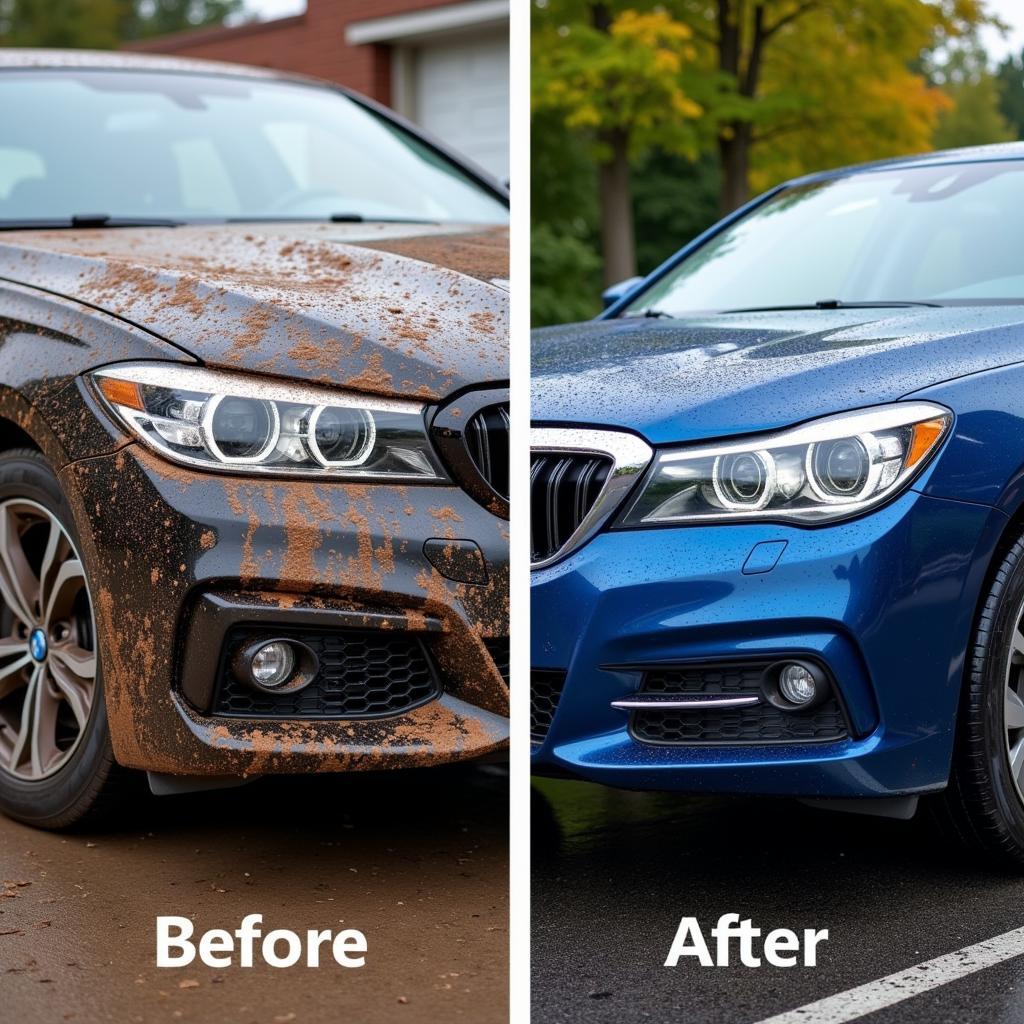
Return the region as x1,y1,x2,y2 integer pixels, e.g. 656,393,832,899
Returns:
617,401,952,526
90,363,445,481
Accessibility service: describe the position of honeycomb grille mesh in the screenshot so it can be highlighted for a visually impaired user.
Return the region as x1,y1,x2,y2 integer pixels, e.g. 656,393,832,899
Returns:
632,661,848,745
213,627,441,719
531,670,566,744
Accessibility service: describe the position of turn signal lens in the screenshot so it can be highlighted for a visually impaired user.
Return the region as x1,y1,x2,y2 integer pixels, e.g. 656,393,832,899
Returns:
97,376,144,412
906,418,948,469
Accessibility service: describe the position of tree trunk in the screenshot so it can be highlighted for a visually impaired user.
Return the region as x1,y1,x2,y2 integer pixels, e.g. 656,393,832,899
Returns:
598,129,636,285
718,123,752,214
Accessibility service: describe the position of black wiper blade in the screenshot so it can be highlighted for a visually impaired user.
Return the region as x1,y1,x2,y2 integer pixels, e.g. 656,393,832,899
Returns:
223,215,440,225
622,307,675,319
718,299,943,314
0,215,184,230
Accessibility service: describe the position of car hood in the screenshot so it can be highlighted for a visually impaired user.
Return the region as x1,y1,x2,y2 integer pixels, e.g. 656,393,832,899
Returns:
532,307,1024,444
0,221,508,400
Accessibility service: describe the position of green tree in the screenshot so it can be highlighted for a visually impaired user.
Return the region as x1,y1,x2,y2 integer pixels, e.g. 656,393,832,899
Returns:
930,42,1014,149
996,49,1024,139
121,0,245,41
533,1,710,283
0,0,244,46
678,0,989,212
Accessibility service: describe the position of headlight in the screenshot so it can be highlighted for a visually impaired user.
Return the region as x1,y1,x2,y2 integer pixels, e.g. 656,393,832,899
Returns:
90,363,445,481
617,401,952,526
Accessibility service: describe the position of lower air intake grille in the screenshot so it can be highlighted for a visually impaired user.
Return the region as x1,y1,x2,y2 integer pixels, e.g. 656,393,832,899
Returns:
632,661,848,745
213,627,442,719
466,404,510,501
531,453,612,564
484,637,510,686
531,670,566,744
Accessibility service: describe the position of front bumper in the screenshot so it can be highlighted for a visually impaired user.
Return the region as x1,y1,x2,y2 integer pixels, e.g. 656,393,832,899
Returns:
60,443,509,776
530,489,1006,798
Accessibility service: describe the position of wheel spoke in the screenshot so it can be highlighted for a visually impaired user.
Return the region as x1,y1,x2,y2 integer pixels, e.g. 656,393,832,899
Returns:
1010,735,1024,786
43,558,84,628
37,517,68,618
0,645,32,702
7,665,58,777
1013,629,1024,664
47,661,91,731
50,643,96,680
0,508,36,627
1007,688,1024,731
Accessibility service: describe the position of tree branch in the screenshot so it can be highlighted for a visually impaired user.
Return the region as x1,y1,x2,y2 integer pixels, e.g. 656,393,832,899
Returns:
763,0,824,41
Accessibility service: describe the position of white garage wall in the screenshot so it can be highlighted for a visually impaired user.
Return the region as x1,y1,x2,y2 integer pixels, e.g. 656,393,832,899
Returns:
409,30,509,182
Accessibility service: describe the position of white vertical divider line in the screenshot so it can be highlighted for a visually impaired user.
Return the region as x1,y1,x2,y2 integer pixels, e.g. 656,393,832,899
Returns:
507,1,532,1022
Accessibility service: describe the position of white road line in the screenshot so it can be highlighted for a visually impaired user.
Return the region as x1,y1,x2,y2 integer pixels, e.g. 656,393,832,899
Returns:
752,925,1024,1024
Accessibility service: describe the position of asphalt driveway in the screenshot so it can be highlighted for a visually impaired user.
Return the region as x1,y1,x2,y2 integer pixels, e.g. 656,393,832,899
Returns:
0,766,508,1024
532,778,1024,1024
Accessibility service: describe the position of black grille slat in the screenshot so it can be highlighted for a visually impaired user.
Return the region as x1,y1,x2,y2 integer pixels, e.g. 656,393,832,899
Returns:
465,403,509,501
213,627,442,719
484,637,510,686
531,670,566,743
630,661,848,745
531,452,612,563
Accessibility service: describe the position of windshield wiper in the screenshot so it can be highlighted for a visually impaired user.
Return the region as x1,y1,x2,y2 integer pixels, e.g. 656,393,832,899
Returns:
718,299,943,314
223,214,440,225
0,215,185,230
620,307,675,319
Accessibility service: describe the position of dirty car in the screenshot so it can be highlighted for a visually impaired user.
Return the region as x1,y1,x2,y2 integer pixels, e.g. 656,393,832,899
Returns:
0,50,509,827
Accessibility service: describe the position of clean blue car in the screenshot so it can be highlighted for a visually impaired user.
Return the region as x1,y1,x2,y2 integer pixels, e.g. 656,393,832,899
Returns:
531,143,1024,863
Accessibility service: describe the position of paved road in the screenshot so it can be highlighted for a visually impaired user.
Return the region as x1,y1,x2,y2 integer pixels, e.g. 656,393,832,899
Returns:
0,765,507,1024
531,778,1024,1024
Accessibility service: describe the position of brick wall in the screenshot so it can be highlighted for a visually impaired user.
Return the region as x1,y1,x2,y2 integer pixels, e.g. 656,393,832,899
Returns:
125,0,457,105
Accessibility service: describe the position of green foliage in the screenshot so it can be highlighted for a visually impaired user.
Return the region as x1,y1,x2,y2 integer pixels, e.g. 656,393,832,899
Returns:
0,0,244,46
532,0,1002,326
633,151,720,274
122,0,245,41
0,0,121,47
931,42,1014,149
996,49,1024,139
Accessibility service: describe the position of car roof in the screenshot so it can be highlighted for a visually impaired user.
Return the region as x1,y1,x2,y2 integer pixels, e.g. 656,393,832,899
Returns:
788,141,1024,187
0,47,310,85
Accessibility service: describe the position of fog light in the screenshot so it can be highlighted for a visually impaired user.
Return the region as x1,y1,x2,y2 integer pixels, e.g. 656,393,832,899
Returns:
778,663,817,706
250,641,295,689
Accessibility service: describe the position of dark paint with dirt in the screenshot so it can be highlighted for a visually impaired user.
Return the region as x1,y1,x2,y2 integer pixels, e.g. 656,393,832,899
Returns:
0,82,509,778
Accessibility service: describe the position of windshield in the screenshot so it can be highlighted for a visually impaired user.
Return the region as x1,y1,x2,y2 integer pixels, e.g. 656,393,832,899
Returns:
625,161,1024,316
0,69,508,225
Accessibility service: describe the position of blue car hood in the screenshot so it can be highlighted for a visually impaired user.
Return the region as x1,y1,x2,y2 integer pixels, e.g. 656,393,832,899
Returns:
532,307,1024,444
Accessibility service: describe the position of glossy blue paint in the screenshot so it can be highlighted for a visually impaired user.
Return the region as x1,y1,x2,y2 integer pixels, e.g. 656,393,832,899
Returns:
532,145,1024,797
532,491,1008,794
742,541,787,575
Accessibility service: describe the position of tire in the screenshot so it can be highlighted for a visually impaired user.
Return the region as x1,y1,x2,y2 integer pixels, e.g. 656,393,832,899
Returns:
937,529,1024,867
0,448,131,829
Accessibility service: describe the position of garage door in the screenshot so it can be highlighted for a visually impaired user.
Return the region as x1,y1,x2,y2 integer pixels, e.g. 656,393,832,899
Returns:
412,30,509,182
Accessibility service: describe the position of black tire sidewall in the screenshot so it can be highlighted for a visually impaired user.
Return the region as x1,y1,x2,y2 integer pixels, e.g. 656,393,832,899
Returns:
0,450,112,827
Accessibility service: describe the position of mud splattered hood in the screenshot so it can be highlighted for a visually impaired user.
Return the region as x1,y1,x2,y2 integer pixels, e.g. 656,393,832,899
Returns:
532,306,1024,444
0,221,508,400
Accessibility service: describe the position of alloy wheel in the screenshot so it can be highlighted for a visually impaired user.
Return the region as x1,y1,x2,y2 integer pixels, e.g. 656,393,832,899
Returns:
0,499,96,780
